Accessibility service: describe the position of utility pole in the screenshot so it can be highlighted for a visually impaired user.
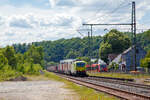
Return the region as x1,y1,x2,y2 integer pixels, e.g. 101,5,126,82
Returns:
131,1,137,71
83,1,137,71
90,25,93,58
88,31,90,58
88,30,92,73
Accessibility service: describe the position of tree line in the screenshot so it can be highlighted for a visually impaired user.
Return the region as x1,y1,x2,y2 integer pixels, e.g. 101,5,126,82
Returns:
12,29,150,66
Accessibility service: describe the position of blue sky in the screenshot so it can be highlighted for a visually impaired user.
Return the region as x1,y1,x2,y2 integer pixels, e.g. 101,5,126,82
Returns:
0,0,50,8
0,0,150,46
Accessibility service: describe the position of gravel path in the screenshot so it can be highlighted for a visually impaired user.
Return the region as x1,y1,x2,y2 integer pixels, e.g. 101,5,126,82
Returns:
0,81,78,100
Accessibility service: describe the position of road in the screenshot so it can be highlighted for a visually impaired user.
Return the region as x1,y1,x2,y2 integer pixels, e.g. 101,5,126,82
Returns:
0,80,78,100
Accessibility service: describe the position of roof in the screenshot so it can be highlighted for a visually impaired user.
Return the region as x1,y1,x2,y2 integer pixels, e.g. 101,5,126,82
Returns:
109,54,122,65
109,44,146,65
122,47,132,54
122,45,146,55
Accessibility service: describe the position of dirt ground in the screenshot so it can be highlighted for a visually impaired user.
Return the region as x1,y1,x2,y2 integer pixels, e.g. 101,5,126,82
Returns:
0,80,78,100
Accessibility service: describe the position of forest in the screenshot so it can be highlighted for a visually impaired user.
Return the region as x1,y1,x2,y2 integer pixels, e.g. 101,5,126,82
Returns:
12,29,150,66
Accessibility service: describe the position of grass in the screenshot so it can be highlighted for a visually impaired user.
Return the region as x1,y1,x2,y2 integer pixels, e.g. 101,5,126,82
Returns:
24,74,50,81
43,71,119,100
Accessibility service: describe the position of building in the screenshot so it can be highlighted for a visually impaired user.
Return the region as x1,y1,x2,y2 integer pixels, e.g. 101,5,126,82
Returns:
108,54,118,64
110,45,146,71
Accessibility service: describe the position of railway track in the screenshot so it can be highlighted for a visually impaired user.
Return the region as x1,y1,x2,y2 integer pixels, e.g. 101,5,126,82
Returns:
90,76,134,82
87,76,150,90
56,73,150,100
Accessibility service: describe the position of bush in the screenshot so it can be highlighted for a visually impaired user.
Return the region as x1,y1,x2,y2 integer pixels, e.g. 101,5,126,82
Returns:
21,63,42,75
32,64,43,75
140,58,150,73
108,62,119,71
0,65,22,81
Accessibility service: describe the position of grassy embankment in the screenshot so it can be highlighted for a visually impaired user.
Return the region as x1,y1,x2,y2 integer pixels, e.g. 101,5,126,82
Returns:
26,71,119,100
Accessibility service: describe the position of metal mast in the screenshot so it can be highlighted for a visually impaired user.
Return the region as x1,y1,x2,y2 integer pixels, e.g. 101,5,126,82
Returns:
131,1,137,71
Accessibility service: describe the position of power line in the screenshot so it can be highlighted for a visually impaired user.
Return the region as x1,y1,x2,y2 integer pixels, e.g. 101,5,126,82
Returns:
76,29,85,37
86,3,107,23
96,2,131,24
86,0,130,24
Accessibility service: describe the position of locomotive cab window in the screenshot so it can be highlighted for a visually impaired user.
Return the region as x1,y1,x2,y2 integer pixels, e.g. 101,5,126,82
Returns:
76,62,85,67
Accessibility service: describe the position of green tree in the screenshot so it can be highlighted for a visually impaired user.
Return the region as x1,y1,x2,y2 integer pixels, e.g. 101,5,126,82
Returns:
66,50,79,59
137,30,150,51
76,56,90,64
140,58,150,73
99,42,112,63
24,45,44,67
140,50,150,73
47,61,58,66
99,29,131,63
3,46,17,69
0,53,8,69
146,50,150,58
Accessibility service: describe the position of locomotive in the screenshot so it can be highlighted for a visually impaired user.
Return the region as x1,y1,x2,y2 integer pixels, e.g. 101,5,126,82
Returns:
58,59,87,76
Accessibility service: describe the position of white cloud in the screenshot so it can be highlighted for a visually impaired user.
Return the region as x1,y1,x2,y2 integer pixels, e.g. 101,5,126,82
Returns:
0,11,82,46
9,16,33,28
0,0,149,46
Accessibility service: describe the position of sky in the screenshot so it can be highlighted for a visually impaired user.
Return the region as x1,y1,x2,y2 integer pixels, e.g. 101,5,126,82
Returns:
0,0,150,46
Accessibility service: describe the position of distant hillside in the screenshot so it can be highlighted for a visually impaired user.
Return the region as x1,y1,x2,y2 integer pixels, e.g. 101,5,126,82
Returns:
137,30,150,51
13,30,150,63
13,36,103,63
123,30,150,51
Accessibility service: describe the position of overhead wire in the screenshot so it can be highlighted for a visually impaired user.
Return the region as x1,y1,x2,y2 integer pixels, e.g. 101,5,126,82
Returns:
96,1,132,24
78,0,135,37
85,2,108,24
89,0,132,34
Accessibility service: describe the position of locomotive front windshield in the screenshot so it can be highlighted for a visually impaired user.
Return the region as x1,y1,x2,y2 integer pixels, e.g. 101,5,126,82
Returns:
76,62,85,67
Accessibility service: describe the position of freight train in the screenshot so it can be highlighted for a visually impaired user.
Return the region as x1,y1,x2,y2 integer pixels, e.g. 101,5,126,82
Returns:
47,59,107,76
47,59,87,76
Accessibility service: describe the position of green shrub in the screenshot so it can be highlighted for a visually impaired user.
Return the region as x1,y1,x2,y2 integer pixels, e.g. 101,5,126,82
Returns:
0,65,22,81
32,64,43,75
108,62,119,70
21,62,42,75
